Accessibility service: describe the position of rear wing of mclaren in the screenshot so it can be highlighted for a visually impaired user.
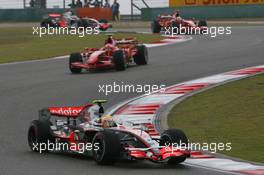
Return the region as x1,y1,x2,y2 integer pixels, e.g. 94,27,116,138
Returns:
39,103,94,120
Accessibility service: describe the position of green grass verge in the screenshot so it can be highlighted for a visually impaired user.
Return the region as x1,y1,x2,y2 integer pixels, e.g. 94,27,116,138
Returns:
168,74,264,163
0,27,163,63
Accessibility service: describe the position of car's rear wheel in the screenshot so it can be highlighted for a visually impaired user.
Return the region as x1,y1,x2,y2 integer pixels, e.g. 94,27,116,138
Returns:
160,129,188,164
151,20,161,33
113,50,126,71
134,45,148,65
92,130,121,165
69,53,83,74
28,120,54,153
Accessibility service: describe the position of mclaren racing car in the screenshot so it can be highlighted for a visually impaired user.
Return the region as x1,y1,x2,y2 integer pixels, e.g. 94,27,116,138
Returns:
69,35,149,73
40,13,112,31
27,100,190,165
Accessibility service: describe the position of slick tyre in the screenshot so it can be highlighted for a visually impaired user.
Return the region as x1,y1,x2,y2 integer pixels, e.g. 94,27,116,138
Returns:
28,120,54,153
151,20,161,33
113,50,126,71
69,53,83,74
198,20,207,27
92,130,121,165
160,129,188,164
134,45,148,65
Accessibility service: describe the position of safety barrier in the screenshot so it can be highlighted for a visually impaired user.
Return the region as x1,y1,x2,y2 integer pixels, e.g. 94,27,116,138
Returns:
141,4,264,21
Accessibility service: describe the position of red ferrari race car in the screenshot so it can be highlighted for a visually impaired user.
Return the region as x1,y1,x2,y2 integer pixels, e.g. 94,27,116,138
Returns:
151,10,207,35
41,13,112,31
69,35,149,74
27,100,190,165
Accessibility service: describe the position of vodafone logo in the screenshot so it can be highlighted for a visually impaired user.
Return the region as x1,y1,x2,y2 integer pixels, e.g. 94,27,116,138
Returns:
49,107,83,116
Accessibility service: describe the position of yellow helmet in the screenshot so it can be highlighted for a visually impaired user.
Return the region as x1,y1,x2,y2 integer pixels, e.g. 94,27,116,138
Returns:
101,115,116,128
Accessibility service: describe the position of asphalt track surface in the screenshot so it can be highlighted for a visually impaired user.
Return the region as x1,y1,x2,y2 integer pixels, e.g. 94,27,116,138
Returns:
0,26,264,175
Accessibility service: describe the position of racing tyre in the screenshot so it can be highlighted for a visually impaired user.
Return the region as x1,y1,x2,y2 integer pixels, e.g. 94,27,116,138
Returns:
198,20,207,27
80,19,89,28
134,45,148,65
69,53,83,74
28,120,54,153
160,129,188,164
151,20,161,33
92,130,121,165
40,22,48,28
113,50,126,71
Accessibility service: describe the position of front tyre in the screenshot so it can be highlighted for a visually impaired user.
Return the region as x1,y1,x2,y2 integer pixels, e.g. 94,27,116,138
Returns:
134,45,148,65
69,53,83,74
151,20,161,33
160,129,188,164
92,130,121,165
28,120,54,153
198,20,207,27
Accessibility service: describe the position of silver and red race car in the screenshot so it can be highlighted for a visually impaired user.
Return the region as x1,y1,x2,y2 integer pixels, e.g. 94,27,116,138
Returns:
151,11,207,34
41,13,112,31
69,35,149,73
27,100,190,165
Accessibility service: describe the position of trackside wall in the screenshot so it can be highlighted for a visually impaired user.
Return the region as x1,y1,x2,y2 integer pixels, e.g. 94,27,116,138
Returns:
141,5,264,21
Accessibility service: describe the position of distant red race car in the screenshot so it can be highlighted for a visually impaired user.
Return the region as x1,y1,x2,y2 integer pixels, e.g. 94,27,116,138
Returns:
69,35,149,73
41,13,112,31
151,11,207,34
27,100,190,165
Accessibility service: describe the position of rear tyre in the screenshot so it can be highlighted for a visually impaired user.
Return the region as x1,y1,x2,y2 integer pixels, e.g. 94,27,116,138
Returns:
198,20,207,27
134,45,148,65
69,53,83,74
92,130,121,165
113,50,126,71
151,20,161,33
160,129,188,164
28,120,54,153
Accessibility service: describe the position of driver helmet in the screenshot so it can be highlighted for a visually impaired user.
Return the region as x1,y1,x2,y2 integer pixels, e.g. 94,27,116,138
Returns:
105,35,116,45
101,115,116,128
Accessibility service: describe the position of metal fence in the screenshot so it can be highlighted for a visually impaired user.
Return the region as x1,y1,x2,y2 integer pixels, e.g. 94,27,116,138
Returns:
131,0,168,15
0,0,168,9
0,0,73,9
0,0,169,20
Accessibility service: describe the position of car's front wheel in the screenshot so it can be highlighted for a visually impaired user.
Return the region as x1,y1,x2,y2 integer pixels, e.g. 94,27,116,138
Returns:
198,20,207,27
160,129,188,165
151,20,161,33
113,50,126,71
134,45,148,65
92,130,121,165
